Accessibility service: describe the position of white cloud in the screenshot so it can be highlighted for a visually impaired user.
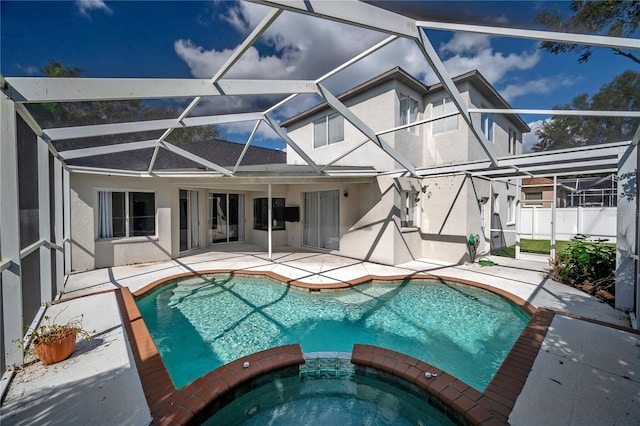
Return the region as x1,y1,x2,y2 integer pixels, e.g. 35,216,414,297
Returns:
217,120,280,142
16,64,39,75
522,119,548,153
174,40,292,79
501,76,577,102
176,1,386,81
429,32,542,85
75,0,112,17
440,33,491,55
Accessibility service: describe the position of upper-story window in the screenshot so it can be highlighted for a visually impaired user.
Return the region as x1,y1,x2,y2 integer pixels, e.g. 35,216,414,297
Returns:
508,128,518,154
431,97,458,135
313,113,344,148
399,94,419,135
481,104,494,142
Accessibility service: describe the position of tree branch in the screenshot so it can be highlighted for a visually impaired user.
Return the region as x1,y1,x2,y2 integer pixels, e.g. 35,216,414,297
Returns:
612,48,640,65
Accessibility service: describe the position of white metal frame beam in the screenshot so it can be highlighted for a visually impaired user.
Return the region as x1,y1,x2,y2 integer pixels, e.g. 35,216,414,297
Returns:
416,20,640,51
251,0,419,38
43,112,263,141
5,77,318,103
158,141,233,176
0,94,24,367
37,136,52,303
468,108,640,118
263,115,321,173
58,140,158,160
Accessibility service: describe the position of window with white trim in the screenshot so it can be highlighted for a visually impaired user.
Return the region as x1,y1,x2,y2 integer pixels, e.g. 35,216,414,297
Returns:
401,191,420,228
98,191,156,238
253,197,285,231
399,93,419,134
507,195,515,224
508,128,518,154
431,97,458,135
313,113,344,148
481,104,494,142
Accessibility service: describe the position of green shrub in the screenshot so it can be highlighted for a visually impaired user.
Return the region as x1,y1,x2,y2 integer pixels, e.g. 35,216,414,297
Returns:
551,235,616,300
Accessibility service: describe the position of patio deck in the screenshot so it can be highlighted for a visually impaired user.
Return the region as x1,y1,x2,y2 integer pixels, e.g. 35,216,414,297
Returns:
1,244,637,425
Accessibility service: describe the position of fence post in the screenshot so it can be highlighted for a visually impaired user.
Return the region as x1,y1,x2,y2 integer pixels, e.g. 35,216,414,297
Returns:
577,206,582,236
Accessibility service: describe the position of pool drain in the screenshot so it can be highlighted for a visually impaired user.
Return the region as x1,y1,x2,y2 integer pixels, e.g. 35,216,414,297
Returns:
246,405,259,416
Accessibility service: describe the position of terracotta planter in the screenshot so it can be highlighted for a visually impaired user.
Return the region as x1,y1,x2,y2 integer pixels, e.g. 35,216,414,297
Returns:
33,331,77,365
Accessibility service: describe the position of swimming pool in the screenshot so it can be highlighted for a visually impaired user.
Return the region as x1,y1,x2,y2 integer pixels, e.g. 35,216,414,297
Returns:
136,273,529,390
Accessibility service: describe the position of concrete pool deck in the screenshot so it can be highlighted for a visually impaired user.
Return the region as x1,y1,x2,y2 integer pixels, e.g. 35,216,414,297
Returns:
1,244,638,425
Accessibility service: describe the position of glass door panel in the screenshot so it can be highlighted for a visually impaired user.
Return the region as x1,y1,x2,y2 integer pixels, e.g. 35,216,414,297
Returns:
180,189,199,251
209,193,244,244
209,193,228,243
303,190,339,250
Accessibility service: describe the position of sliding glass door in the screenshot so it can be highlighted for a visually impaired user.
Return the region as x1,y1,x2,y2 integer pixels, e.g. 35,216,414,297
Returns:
303,190,339,250
209,193,245,244
179,190,199,252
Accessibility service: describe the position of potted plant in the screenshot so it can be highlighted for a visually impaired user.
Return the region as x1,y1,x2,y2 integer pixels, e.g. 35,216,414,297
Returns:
19,315,92,365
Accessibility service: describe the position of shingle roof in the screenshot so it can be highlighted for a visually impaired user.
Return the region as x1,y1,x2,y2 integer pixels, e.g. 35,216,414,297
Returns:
65,139,286,171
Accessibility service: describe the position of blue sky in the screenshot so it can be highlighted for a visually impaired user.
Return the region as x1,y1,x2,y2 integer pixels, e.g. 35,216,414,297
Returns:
1,0,636,152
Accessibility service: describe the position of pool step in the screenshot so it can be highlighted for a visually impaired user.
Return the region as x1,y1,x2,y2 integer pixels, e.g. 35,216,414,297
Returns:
300,352,355,380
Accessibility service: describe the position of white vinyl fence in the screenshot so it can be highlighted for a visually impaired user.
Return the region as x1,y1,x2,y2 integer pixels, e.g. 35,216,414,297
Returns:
519,207,617,243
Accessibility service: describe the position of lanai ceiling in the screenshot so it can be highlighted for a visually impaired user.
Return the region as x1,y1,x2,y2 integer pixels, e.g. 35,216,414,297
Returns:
2,0,639,179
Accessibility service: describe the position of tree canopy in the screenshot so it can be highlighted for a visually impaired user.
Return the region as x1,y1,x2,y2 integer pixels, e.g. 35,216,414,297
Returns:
532,70,640,151
535,0,640,64
32,60,221,145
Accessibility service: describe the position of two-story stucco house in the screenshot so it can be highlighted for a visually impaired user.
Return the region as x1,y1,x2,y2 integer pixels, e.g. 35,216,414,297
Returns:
280,67,529,263
69,67,529,271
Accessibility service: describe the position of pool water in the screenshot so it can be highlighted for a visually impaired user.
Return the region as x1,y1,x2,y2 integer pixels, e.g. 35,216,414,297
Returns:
137,274,529,390
205,361,456,426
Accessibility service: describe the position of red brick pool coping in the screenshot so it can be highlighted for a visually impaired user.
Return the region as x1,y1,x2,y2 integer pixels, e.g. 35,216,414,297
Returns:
116,270,552,425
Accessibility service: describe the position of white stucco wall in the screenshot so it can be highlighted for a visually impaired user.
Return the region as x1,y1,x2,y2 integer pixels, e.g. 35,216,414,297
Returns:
422,88,471,166
419,174,471,263
286,81,398,170
71,174,174,271
616,145,637,315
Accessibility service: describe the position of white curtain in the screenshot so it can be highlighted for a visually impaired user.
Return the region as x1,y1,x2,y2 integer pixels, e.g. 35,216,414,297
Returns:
303,192,319,247
320,190,339,250
237,195,245,241
328,113,344,144
190,191,199,248
98,191,113,238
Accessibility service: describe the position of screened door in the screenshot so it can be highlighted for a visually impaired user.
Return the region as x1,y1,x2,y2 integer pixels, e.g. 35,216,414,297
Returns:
209,193,244,244
179,190,199,251
303,190,339,250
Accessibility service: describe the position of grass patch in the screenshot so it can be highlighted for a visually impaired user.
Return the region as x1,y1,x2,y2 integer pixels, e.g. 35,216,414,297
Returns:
494,239,615,258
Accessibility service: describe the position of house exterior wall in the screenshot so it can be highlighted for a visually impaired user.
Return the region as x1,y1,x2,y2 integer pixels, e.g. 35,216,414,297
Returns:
616,144,637,317
521,185,555,208
489,179,519,252
71,174,174,271
286,81,399,170
422,89,471,165
71,175,295,271
281,73,526,265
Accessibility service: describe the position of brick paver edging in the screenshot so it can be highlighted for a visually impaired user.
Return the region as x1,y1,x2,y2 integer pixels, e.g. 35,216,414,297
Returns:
351,308,555,425
116,288,305,425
